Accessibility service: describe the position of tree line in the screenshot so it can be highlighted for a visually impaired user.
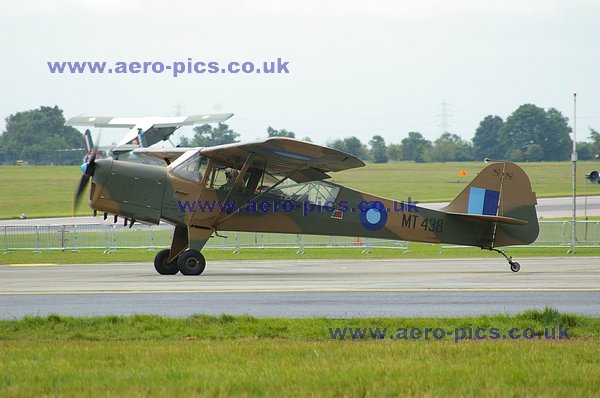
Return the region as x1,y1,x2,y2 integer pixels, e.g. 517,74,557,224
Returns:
144,103,600,163
1,103,599,165
0,106,85,165
330,104,598,163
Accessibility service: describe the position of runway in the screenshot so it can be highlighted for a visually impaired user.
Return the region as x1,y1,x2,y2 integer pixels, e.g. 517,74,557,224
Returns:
1,257,599,318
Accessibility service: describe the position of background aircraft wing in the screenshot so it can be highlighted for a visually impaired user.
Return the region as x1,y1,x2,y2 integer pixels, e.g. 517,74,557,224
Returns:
200,137,365,182
66,116,140,128
126,114,233,147
150,113,234,128
66,113,233,129
68,113,234,149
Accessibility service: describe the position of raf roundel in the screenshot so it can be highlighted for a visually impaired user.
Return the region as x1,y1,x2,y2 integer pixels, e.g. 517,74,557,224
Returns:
359,202,388,231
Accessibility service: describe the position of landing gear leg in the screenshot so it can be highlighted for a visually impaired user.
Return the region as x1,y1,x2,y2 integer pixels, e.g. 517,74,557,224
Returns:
486,248,520,273
166,226,211,276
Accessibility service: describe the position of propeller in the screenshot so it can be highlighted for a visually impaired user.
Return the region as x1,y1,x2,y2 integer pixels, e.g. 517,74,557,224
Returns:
73,133,101,214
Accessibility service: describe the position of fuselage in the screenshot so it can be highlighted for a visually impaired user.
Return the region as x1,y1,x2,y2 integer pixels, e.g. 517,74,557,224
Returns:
87,158,537,248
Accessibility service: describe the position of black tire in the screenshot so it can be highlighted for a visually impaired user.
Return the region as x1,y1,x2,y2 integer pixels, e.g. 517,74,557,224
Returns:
510,262,521,273
177,249,206,276
154,249,179,275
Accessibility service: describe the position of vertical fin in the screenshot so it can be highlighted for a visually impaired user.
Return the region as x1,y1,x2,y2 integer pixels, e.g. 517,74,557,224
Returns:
137,128,147,148
442,161,539,246
84,129,94,154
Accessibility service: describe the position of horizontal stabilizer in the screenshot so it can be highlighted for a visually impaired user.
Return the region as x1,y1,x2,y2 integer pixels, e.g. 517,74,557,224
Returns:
445,212,528,226
110,144,139,156
133,147,192,164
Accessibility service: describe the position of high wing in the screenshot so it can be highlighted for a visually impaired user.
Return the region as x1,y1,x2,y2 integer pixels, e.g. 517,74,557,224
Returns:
201,137,365,182
135,137,365,181
66,113,234,148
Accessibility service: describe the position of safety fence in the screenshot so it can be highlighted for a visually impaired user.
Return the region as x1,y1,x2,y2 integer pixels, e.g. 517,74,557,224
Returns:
0,223,407,253
439,220,600,252
1,221,599,253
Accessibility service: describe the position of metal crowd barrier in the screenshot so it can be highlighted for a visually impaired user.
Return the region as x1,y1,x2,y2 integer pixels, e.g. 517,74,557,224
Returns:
531,220,600,247
438,220,600,252
0,223,409,253
1,221,598,253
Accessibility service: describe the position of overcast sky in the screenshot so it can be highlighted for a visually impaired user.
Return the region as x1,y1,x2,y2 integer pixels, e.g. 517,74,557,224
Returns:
1,0,599,147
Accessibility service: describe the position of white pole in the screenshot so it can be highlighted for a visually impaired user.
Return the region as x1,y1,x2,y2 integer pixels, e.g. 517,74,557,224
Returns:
570,93,577,253
584,178,588,242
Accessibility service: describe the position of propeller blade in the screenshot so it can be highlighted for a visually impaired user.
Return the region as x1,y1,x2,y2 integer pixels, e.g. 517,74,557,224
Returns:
85,148,97,175
73,134,101,215
73,174,90,213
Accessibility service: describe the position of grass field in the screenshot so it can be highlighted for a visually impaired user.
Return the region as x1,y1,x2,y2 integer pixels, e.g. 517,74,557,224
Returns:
330,160,600,201
1,244,600,265
0,309,598,396
0,166,82,219
1,161,599,219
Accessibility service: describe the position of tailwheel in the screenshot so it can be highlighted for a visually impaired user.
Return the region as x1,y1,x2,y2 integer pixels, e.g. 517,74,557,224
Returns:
510,262,521,273
486,247,521,273
154,249,179,275
177,249,206,276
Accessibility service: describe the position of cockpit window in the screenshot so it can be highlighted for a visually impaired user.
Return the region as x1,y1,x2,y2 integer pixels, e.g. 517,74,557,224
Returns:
279,180,340,204
171,153,207,182
208,165,229,189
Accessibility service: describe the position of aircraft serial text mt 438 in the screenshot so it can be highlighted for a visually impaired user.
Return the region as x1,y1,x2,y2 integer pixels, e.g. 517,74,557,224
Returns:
74,137,539,275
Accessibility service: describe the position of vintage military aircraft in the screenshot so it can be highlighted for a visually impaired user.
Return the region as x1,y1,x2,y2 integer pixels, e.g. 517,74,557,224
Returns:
74,137,539,276
67,113,233,158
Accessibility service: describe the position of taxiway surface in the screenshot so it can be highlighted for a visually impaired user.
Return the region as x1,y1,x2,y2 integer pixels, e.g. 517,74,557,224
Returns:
1,257,599,318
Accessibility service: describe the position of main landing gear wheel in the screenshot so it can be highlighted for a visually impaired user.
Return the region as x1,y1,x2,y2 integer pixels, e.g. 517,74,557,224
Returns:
177,249,206,276
154,249,179,275
510,262,521,273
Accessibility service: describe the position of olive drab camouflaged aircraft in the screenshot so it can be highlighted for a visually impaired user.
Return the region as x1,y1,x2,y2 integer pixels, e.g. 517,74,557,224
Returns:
74,137,539,276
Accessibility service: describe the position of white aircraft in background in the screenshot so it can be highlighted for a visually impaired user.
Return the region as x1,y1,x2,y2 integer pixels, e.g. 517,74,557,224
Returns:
66,113,234,159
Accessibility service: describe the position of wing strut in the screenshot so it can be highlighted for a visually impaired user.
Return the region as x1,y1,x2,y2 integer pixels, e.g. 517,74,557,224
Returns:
219,153,254,206
214,164,305,228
